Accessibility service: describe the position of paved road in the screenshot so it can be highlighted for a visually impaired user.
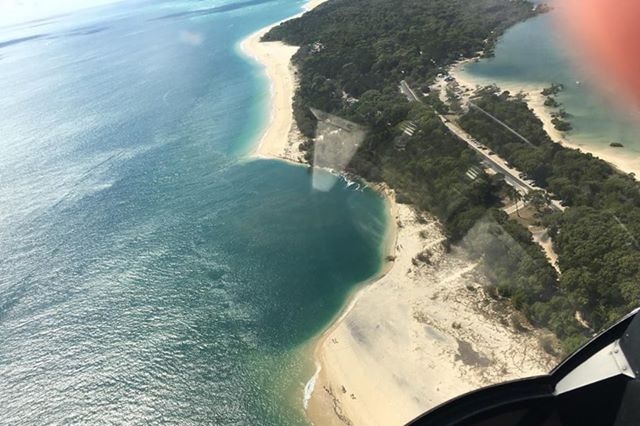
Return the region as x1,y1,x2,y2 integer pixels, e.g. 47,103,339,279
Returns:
441,117,533,194
503,203,521,216
440,116,565,211
399,79,565,212
400,80,421,102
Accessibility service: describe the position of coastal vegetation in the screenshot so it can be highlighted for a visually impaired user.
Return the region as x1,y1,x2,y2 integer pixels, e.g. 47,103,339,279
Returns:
459,87,640,348
541,83,564,96
264,0,639,353
264,0,539,242
551,117,572,131
551,108,571,120
541,83,572,131
264,0,539,140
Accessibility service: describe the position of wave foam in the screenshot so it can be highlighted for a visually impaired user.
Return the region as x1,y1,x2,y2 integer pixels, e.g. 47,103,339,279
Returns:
303,363,321,410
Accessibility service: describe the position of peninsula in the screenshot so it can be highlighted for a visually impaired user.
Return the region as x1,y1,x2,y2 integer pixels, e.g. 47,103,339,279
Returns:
243,0,640,425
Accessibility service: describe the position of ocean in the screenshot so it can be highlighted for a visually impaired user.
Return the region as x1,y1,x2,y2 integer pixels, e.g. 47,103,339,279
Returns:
461,8,640,155
0,1,389,424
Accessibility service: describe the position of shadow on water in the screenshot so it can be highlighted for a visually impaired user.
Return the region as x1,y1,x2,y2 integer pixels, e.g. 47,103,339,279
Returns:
151,0,279,21
0,34,49,49
0,24,111,51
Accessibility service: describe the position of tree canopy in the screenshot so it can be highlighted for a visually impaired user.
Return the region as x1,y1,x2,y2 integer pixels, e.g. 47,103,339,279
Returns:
263,0,640,354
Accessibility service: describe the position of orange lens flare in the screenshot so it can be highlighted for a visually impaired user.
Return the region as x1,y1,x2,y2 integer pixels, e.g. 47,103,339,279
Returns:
560,0,640,106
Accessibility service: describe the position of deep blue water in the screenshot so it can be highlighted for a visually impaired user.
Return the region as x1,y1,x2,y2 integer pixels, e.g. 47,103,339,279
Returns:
0,1,388,424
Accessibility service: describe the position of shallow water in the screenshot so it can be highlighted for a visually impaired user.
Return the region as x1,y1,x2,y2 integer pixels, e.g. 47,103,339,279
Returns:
0,1,388,424
462,10,640,155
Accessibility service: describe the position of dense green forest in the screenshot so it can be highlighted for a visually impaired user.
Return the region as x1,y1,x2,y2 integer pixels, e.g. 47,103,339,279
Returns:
264,0,538,139
264,0,640,353
264,0,538,241
459,88,640,345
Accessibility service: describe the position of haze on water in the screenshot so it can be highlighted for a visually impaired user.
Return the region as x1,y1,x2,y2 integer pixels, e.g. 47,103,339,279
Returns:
0,1,388,424
462,8,640,155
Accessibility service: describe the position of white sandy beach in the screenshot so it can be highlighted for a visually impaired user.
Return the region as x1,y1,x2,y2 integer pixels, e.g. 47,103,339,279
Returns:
450,61,640,177
240,0,328,162
306,190,558,426
241,2,559,425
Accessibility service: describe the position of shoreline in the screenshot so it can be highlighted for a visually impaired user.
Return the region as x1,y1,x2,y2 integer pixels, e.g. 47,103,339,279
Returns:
450,60,640,178
306,194,558,426
239,0,329,163
240,3,559,426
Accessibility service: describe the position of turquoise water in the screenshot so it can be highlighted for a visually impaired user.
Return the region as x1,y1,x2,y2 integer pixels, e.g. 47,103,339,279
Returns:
463,9,640,154
0,1,389,424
